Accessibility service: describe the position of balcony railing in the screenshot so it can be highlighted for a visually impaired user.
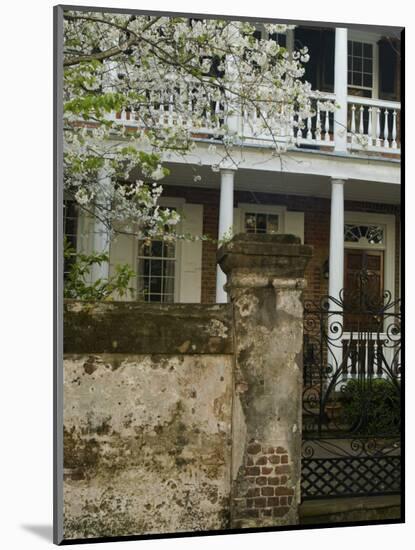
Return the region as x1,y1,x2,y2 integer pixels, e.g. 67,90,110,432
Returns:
240,92,336,149
108,90,400,157
347,96,401,154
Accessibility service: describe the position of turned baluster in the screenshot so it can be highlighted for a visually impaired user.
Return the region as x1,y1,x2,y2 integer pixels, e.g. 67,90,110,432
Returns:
297,115,303,142
350,104,356,144
324,109,330,142
367,107,373,146
383,109,389,148
392,110,398,149
307,115,312,140
375,108,381,147
359,105,364,138
315,104,321,141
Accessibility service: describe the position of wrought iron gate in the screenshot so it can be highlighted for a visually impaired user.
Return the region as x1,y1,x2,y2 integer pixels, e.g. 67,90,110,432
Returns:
301,283,401,501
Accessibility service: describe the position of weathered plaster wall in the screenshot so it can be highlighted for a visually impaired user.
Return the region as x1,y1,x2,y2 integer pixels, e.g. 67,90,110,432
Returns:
63,302,234,540
62,234,311,539
218,234,312,529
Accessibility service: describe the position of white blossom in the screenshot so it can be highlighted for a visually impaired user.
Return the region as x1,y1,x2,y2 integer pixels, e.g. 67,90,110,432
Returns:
63,12,327,240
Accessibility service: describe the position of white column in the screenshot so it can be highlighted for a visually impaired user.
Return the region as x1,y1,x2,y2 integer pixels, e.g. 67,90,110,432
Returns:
286,29,294,57
328,178,345,300
334,28,348,152
216,169,235,303
91,170,111,282
328,178,346,377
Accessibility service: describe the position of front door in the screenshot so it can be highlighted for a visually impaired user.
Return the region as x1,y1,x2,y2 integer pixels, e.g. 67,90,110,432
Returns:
343,249,384,332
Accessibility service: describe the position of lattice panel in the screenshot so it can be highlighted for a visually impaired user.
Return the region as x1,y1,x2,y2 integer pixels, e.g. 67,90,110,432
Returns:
301,456,401,500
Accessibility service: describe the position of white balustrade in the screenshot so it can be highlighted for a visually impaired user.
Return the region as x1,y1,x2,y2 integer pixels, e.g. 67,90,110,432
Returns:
105,88,400,155
348,97,400,152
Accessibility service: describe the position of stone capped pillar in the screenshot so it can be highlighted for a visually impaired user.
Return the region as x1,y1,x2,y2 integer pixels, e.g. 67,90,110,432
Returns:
217,234,312,528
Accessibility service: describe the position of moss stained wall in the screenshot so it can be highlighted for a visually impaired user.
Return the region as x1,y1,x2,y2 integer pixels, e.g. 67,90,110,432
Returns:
63,303,234,540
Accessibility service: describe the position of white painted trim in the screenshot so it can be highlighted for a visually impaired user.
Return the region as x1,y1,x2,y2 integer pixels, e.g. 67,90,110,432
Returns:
348,30,382,44
344,211,396,302
347,33,379,99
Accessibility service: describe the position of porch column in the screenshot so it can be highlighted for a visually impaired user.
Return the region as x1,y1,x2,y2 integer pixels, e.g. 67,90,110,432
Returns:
286,29,294,57
334,28,348,152
328,178,345,300
91,170,111,282
216,169,235,303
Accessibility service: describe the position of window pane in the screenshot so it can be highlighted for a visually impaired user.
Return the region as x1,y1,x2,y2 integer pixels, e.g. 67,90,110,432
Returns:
354,58,362,72
267,214,279,234
163,278,175,295
363,73,372,88
363,58,372,73
142,259,151,276
138,241,151,257
151,241,163,257
163,242,175,258
363,43,372,58
150,277,162,293
245,213,256,232
353,73,362,86
151,260,162,276
256,213,267,232
163,260,175,278
353,41,362,56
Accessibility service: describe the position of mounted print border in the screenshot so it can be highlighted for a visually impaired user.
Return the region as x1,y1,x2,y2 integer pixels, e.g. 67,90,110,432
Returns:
54,4,404,544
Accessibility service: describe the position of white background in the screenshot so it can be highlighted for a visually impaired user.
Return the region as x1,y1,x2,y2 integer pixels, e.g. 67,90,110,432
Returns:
0,1,412,548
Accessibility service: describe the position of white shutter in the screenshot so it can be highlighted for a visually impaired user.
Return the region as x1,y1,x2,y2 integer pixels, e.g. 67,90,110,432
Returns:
109,232,136,300
76,210,94,255
178,203,203,303
285,211,305,243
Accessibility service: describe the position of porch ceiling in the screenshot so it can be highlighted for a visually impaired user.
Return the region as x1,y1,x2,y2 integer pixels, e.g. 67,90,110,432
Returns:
156,163,401,205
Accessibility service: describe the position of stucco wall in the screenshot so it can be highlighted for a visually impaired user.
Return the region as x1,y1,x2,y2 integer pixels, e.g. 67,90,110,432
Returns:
61,234,311,540
63,302,234,540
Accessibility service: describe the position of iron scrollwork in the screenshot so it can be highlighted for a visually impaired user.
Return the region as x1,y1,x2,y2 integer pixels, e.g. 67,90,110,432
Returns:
301,282,401,500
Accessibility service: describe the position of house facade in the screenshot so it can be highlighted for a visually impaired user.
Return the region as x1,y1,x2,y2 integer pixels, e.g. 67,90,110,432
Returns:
65,23,402,314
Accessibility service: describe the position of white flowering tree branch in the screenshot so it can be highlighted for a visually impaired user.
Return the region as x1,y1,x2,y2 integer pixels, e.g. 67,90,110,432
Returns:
63,11,327,240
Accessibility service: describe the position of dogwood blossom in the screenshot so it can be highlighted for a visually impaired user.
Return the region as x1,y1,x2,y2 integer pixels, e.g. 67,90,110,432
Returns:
63,11,331,239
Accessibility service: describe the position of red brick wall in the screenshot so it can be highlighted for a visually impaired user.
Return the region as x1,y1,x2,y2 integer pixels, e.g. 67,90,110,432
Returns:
163,185,401,305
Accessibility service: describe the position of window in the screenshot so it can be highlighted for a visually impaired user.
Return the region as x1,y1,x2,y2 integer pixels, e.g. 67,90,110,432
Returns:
348,40,374,97
137,239,176,302
63,200,78,278
344,224,385,246
244,212,280,234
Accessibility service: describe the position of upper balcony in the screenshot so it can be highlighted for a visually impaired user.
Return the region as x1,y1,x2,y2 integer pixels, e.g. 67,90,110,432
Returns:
108,26,401,160
111,92,401,156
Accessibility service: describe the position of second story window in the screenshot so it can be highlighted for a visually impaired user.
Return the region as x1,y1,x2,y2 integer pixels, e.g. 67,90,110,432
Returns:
348,40,374,97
